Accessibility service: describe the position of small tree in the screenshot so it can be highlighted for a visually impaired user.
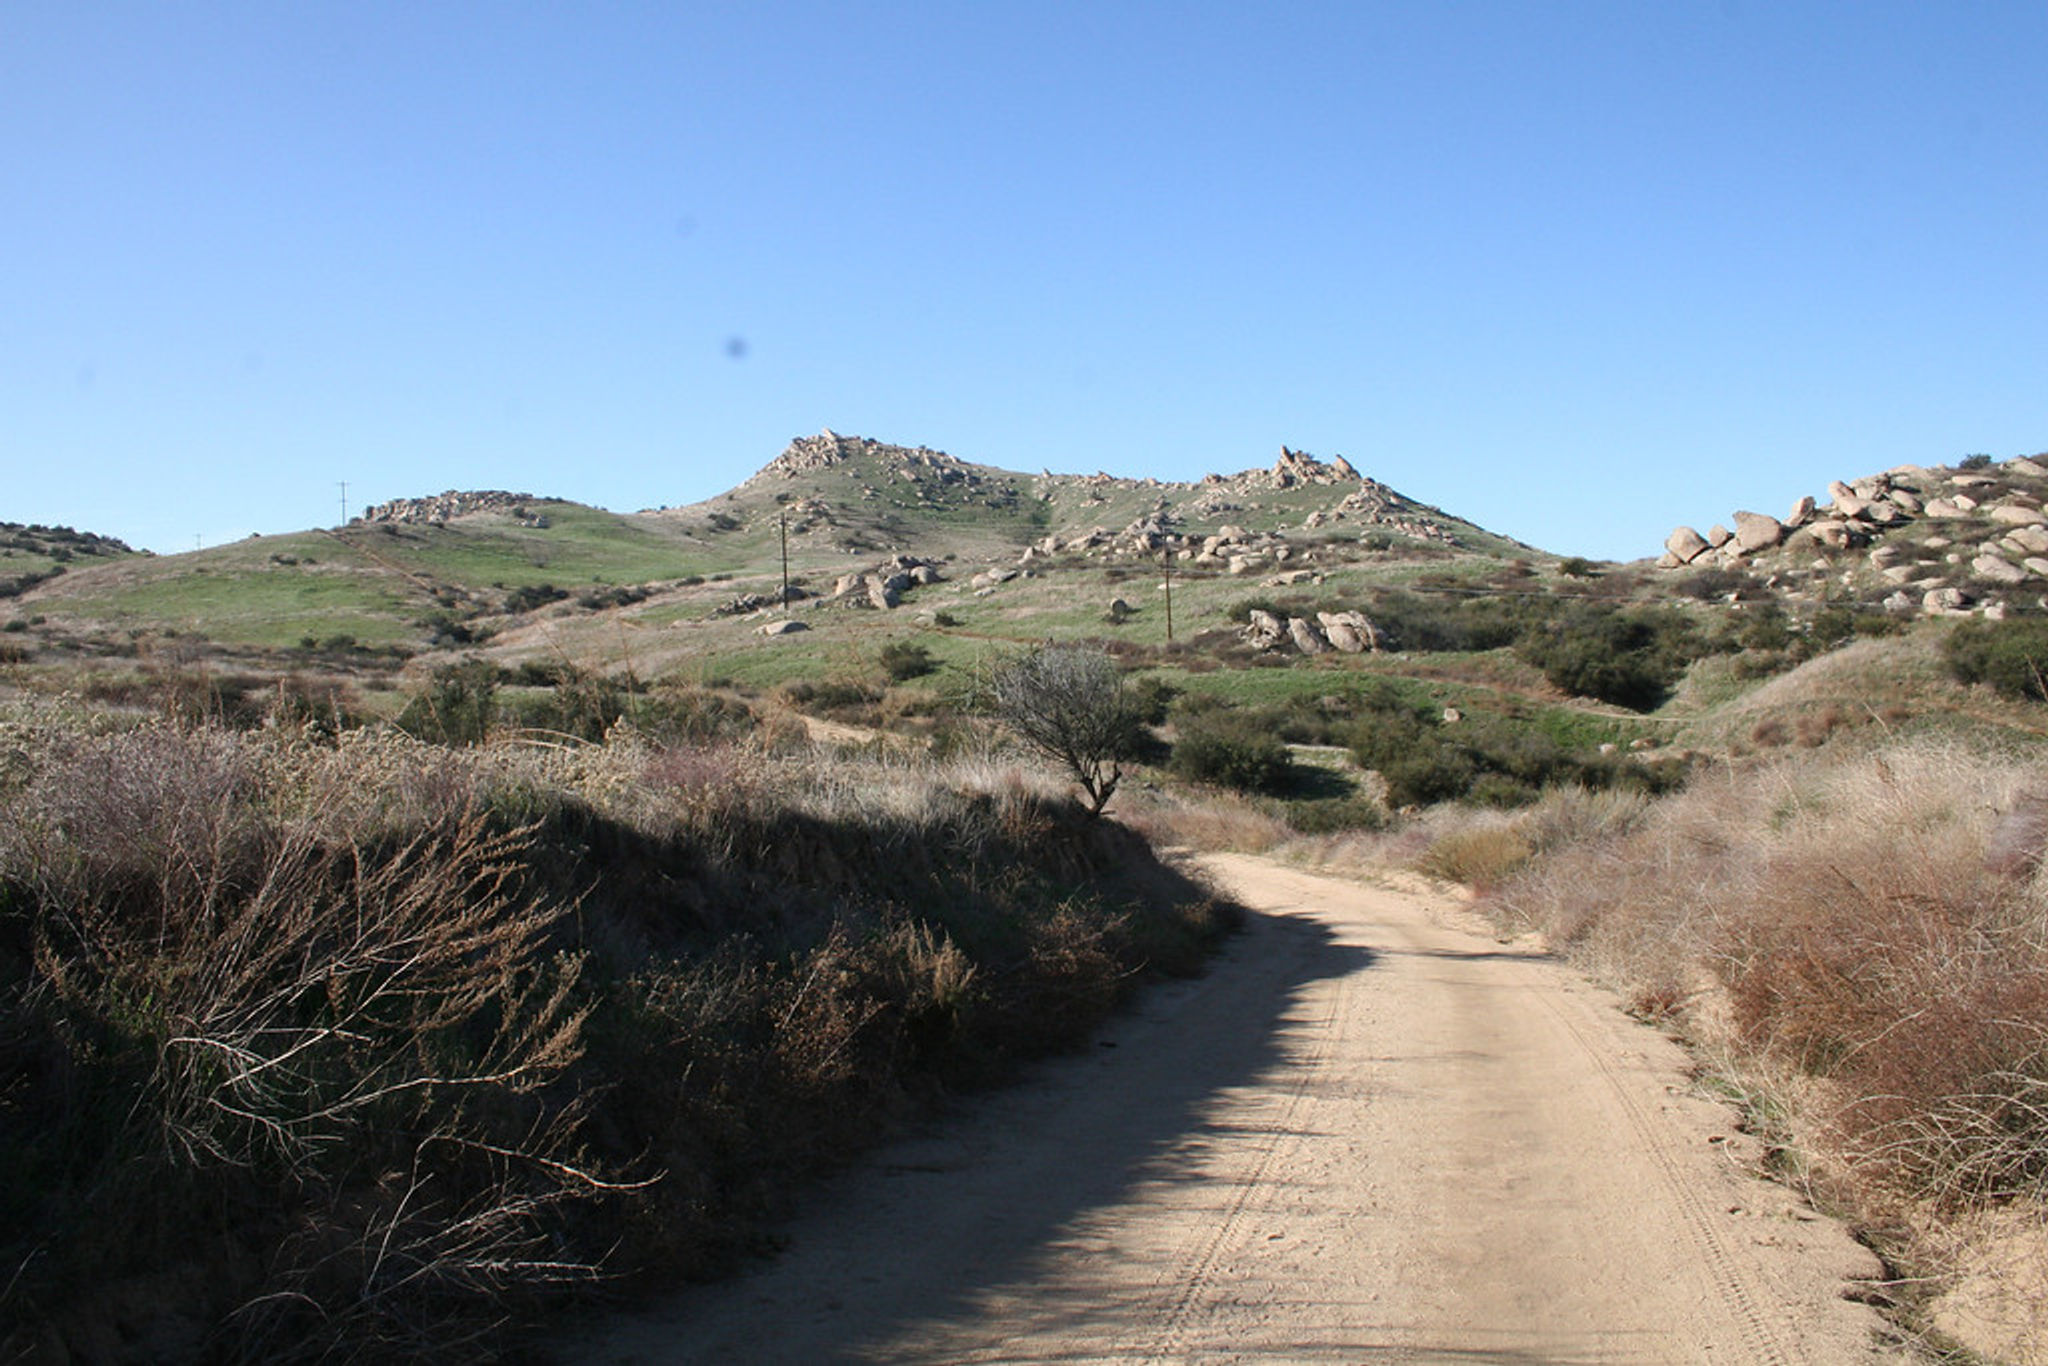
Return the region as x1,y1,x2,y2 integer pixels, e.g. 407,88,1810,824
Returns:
990,644,1133,815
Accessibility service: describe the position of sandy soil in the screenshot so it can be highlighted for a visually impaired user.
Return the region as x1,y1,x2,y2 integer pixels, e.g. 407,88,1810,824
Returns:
563,853,1909,1364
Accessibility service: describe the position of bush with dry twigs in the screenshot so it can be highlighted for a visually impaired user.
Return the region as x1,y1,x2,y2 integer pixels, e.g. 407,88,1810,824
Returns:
0,709,1233,1361
1479,741,2048,1348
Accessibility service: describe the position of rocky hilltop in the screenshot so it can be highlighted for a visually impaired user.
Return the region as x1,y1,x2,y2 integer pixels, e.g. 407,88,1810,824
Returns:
1659,454,2048,617
355,491,555,527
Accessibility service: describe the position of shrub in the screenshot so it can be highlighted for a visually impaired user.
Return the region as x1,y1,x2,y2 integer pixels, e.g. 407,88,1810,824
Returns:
989,645,1134,815
1169,711,1293,794
1515,605,1698,711
1944,617,2048,701
879,641,938,682
504,583,569,614
395,659,499,746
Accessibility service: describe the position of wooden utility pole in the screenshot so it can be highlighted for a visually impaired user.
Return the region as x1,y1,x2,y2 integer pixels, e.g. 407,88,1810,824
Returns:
1161,547,1174,644
339,481,349,526
779,510,791,609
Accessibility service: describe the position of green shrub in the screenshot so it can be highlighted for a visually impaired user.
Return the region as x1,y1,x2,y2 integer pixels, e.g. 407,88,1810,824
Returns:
1127,675,1181,725
1945,617,2048,701
1285,796,1386,834
1515,605,1698,711
396,659,499,745
1170,711,1293,794
879,641,938,682
504,583,569,614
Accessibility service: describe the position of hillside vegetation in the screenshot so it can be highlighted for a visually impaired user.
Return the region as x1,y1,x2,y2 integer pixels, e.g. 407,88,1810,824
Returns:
0,705,1233,1360
10,436,2048,1359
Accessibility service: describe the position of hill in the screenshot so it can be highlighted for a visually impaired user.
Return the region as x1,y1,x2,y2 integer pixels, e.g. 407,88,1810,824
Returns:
4,431,1541,664
1655,452,2048,619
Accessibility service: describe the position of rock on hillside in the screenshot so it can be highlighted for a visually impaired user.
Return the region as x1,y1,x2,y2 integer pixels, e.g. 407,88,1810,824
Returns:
356,491,554,527
1658,454,2048,617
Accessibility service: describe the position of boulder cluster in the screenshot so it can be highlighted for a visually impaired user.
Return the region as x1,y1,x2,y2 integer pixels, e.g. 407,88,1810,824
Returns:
356,491,547,527
828,555,944,610
1242,608,1383,655
758,429,975,485
1661,457,2048,614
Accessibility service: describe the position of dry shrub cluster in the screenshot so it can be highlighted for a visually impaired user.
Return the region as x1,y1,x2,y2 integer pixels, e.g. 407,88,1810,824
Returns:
1483,740,2048,1332
0,709,1233,1361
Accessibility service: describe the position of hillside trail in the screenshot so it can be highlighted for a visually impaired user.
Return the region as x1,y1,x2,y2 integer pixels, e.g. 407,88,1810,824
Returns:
563,853,1907,1365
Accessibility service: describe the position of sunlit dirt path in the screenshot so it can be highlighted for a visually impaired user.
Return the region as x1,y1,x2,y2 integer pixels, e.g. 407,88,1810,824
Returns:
564,853,1905,1365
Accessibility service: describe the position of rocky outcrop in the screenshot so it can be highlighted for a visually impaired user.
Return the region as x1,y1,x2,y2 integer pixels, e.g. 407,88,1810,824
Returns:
757,429,963,480
1658,455,2048,615
830,555,945,610
1316,611,1382,653
356,491,548,526
1664,526,1711,564
1242,610,1286,650
1241,607,1381,655
1287,617,1330,654
1732,511,1785,553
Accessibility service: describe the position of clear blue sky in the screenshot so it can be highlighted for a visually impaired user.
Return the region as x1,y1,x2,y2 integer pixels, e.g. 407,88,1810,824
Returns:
5,2,2044,560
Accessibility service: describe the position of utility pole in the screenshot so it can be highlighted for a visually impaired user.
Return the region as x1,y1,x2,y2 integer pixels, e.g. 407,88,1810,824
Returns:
1161,546,1174,644
779,510,791,610
339,481,349,526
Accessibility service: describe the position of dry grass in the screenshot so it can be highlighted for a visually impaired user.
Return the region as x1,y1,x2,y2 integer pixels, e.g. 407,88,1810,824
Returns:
0,708,1232,1360
1481,738,2048,1350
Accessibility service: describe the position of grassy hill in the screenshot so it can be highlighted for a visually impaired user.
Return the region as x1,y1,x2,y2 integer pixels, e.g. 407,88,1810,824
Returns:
9,438,2048,1362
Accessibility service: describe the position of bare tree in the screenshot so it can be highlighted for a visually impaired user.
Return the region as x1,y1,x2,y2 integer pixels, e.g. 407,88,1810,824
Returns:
989,644,1133,815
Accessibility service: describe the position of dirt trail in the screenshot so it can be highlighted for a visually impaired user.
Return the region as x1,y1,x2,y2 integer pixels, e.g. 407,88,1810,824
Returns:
567,854,1905,1364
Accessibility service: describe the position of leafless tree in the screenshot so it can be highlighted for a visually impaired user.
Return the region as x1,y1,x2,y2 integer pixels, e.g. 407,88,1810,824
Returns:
990,644,1131,815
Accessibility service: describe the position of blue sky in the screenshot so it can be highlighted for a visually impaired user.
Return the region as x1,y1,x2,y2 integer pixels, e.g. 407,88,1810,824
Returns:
4,3,2044,560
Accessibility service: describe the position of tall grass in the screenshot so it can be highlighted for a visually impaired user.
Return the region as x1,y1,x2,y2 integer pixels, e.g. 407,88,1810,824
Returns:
1480,739,2048,1335
0,710,1233,1360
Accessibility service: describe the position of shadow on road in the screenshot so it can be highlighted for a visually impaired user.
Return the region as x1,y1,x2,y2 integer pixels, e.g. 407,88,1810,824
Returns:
567,903,1376,1363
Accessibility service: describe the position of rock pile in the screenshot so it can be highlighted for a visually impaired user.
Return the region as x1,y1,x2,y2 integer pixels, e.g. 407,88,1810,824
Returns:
757,429,970,482
1035,447,1472,554
356,491,548,527
1657,457,2048,615
1241,609,1382,654
829,555,945,610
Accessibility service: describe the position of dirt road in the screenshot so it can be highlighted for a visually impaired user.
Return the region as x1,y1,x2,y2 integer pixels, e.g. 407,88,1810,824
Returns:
569,854,1904,1364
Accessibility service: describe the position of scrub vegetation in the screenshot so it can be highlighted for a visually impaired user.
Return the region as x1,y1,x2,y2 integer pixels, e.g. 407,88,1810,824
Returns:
0,705,1233,1361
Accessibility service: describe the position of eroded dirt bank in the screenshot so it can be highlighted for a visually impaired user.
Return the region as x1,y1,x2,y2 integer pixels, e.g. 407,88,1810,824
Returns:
566,854,1905,1364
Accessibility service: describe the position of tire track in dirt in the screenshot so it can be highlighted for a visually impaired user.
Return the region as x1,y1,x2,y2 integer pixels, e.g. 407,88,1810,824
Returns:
565,854,1904,1365
1520,962,1795,1366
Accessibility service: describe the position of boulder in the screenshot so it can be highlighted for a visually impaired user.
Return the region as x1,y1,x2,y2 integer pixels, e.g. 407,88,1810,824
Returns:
1807,520,1853,550
1883,590,1918,615
1706,524,1733,547
1924,587,1972,614
2009,457,2048,479
1664,526,1711,563
1242,609,1287,650
1732,510,1785,552
1287,617,1330,654
1990,503,2048,526
2025,559,2048,579
1973,554,2027,585
1786,494,1817,527
867,579,902,609
1829,480,1870,517
757,619,809,636
1924,497,1967,518
1317,610,1381,653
